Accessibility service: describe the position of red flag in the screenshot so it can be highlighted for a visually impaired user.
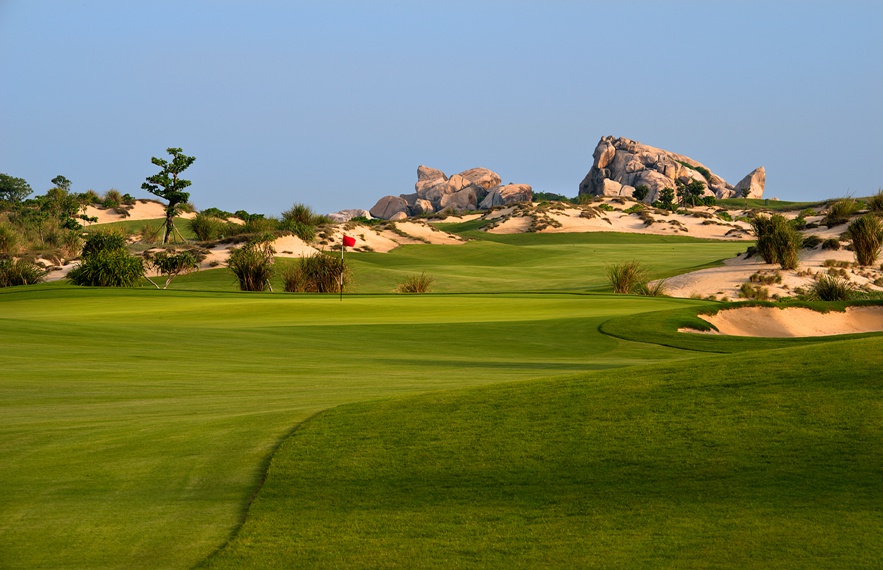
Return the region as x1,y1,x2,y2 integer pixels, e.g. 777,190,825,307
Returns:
342,235,356,247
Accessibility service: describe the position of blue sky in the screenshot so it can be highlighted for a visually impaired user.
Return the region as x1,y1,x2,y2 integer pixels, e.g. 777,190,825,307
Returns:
1,1,880,215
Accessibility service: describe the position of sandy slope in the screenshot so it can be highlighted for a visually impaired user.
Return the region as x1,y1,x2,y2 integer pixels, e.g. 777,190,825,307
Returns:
688,306,883,337
83,200,197,224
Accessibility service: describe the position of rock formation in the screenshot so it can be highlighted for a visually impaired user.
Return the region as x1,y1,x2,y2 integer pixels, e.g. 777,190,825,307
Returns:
579,136,764,202
327,209,371,223
369,166,532,219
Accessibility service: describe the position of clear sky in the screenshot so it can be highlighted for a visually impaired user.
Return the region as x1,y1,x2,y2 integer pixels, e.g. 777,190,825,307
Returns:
1,1,880,216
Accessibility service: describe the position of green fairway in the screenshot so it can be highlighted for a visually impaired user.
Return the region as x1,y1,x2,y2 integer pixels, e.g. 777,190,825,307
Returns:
2,228,879,568
157,231,743,294
204,337,883,569
0,286,707,568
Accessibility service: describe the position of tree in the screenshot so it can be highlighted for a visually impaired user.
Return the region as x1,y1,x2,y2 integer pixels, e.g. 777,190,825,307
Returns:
657,187,675,211
686,179,706,207
741,187,750,208
632,185,649,202
145,249,201,289
51,175,72,193
141,147,196,244
0,173,33,204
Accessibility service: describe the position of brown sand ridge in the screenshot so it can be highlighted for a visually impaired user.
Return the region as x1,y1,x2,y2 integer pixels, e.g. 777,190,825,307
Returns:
690,306,883,338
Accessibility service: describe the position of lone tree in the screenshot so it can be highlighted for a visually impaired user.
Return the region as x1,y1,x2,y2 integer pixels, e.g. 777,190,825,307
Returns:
0,173,33,204
141,147,196,244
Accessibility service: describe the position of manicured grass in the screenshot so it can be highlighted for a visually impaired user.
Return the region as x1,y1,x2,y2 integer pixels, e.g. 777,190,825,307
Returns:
0,286,708,568
85,215,198,240
204,337,883,568
141,231,743,294
717,198,825,211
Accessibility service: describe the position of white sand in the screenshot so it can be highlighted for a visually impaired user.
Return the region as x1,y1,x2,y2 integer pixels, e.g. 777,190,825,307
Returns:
691,306,883,338
83,200,196,224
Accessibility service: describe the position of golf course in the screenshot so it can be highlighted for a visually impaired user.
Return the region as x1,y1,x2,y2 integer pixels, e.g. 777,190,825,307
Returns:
1,227,881,568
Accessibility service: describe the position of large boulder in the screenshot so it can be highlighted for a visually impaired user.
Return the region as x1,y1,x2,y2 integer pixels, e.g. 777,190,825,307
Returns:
579,136,764,202
369,195,409,220
440,187,479,211
458,167,502,190
327,209,371,223
497,184,533,204
733,166,766,199
415,165,447,193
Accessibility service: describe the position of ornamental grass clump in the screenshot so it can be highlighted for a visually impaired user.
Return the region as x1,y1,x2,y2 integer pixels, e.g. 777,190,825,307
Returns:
282,252,347,293
395,272,435,293
847,214,883,266
810,275,854,301
824,197,861,227
605,260,649,294
750,214,801,269
0,258,45,287
228,235,275,291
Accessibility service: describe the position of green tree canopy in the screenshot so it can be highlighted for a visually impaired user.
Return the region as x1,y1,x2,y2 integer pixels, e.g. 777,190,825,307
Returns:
0,173,33,204
141,147,196,243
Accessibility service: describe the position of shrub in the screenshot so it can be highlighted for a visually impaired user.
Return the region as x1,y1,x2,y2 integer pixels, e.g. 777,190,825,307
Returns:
145,249,200,289
0,222,19,254
824,197,860,227
139,223,162,244
717,211,733,222
68,231,143,287
81,230,127,257
632,185,649,202
243,216,277,234
189,212,226,241
597,203,614,212
750,214,800,269
848,214,883,266
228,236,276,292
801,235,823,249
102,189,123,208
605,260,648,294
282,252,348,293
0,258,45,287
59,230,83,258
285,221,315,242
868,189,883,214
739,283,770,301
396,272,435,293
799,208,818,218
635,279,667,296
822,238,842,251
811,275,854,301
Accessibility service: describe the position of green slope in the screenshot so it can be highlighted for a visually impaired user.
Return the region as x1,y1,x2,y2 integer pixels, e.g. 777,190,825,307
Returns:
205,337,883,569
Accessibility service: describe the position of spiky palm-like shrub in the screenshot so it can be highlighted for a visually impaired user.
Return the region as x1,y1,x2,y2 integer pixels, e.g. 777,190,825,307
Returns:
68,231,143,287
228,236,275,291
848,214,883,266
283,252,348,293
0,258,45,287
396,272,435,293
68,249,144,287
811,275,854,301
605,260,649,294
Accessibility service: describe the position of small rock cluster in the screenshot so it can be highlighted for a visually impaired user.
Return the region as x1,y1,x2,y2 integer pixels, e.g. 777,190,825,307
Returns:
369,166,533,220
579,136,765,203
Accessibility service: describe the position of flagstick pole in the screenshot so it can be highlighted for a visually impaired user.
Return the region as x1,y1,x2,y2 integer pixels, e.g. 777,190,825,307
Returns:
340,240,344,302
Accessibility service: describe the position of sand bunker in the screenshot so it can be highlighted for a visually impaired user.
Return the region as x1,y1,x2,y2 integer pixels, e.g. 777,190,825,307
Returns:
691,306,883,338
